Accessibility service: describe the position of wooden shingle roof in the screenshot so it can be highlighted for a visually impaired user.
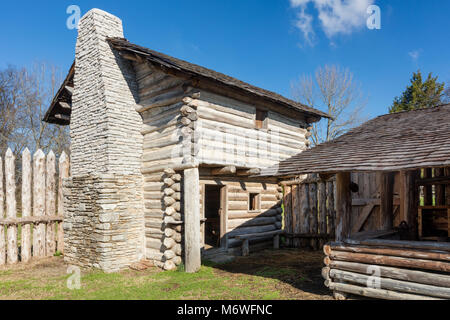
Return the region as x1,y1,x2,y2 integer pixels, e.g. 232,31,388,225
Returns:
261,104,450,177
107,37,330,120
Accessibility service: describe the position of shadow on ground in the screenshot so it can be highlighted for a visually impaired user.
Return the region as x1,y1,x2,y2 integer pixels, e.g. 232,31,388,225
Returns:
206,248,333,300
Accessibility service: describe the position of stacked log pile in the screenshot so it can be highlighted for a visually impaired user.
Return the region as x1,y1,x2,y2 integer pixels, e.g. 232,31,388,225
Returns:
322,239,450,300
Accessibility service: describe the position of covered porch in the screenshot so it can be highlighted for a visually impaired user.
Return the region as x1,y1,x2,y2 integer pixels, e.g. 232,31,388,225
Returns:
261,105,450,299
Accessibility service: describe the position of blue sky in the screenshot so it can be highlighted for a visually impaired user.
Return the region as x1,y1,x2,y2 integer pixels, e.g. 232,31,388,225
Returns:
0,0,449,119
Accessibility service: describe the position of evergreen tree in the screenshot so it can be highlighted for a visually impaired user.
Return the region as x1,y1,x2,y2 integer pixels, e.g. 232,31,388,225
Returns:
389,70,444,113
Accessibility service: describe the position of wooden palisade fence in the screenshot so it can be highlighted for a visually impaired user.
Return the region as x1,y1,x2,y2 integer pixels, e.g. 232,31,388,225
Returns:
0,148,69,265
282,175,336,250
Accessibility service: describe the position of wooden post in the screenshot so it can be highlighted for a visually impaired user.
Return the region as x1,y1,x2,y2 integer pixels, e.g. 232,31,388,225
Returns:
283,185,292,247
21,148,32,263
327,180,335,237
423,168,433,206
33,149,46,258
183,167,201,273
58,152,69,253
335,172,352,242
273,234,280,249
299,183,310,247
318,181,327,248
446,167,450,206
379,172,394,231
399,170,419,239
242,239,249,256
220,185,228,248
435,168,445,206
5,149,17,264
0,155,5,266
291,184,299,247
309,182,318,249
45,151,56,256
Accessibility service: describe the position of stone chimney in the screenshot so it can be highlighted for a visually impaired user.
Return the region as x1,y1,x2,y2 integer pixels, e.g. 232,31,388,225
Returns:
63,9,145,272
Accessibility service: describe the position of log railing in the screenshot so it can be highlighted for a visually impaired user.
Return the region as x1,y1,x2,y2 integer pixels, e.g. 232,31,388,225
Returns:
322,239,450,300
0,148,70,265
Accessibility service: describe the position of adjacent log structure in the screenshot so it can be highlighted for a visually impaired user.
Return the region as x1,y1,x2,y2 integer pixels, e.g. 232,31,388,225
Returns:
264,104,450,299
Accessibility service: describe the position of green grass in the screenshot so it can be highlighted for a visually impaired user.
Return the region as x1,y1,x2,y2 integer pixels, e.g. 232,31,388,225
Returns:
0,260,290,300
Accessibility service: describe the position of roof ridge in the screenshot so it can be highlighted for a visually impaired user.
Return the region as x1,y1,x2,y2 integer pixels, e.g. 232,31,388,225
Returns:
106,37,332,120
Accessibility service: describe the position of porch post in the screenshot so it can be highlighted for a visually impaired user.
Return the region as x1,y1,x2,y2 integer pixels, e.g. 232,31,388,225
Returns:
379,172,395,231
399,170,419,239
184,167,201,273
335,172,352,241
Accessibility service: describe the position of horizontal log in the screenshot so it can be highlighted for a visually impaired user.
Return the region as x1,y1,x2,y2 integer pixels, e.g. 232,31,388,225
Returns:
234,229,283,240
227,208,281,219
329,268,450,299
327,260,450,288
228,217,277,229
326,250,450,273
236,168,261,177
327,243,450,262
211,166,236,176
345,239,450,252
327,281,439,300
0,215,63,226
284,233,333,239
228,224,276,238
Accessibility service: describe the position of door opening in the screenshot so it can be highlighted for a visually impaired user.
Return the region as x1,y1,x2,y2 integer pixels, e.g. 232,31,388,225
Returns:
204,185,223,249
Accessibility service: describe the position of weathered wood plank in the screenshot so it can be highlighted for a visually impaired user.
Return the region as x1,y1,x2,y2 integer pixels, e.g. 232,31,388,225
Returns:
309,182,318,249
0,156,5,265
33,150,46,258
184,168,201,273
45,151,56,256
335,172,352,242
21,148,32,263
5,149,17,264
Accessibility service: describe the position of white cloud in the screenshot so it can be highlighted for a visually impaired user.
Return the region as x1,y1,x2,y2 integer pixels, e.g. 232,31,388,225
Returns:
408,50,421,62
290,0,375,44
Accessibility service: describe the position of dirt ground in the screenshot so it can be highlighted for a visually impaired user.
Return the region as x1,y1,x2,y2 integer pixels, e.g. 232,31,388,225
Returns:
214,249,334,300
0,249,333,300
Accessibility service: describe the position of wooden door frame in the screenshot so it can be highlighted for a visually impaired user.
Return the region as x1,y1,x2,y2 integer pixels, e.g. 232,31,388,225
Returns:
201,183,228,249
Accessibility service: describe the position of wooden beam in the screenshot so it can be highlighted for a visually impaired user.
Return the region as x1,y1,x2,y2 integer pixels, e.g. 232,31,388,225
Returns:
351,200,377,234
65,86,74,96
183,168,201,273
58,101,72,111
54,114,70,121
379,172,394,231
335,172,352,242
236,168,261,177
211,166,236,176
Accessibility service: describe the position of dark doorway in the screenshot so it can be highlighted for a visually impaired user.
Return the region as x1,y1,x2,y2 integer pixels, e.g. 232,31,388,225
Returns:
204,185,223,249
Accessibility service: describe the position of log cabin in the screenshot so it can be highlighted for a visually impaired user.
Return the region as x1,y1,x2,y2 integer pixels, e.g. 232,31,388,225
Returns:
43,9,329,273
261,104,450,299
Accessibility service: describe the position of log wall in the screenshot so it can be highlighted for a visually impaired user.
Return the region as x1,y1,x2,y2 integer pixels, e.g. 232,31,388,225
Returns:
199,175,283,255
0,148,68,265
134,63,189,270
193,90,309,169
133,60,312,266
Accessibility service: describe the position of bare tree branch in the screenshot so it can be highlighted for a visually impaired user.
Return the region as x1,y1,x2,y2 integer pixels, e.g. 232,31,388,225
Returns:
291,65,367,146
